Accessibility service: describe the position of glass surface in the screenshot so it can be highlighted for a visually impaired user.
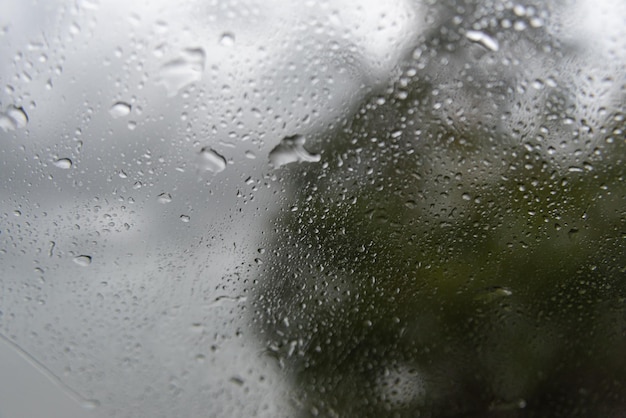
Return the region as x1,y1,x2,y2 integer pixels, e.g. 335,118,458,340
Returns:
1,1,625,417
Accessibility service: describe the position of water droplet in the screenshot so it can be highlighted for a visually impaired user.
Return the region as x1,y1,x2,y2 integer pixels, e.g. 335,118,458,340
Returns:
465,30,499,51
531,79,545,90
513,4,526,16
73,255,92,266
80,399,100,409
268,134,321,168
69,22,81,35
207,295,248,308
190,323,204,333
157,193,172,203
490,398,527,411
180,215,190,223
475,286,513,302
54,158,72,169
513,20,527,31
109,102,131,119
157,48,206,97
0,105,28,131
219,32,235,46
198,147,227,173
7,106,28,127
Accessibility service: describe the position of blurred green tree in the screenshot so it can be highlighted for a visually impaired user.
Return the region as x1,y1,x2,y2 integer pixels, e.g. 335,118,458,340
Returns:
253,2,626,416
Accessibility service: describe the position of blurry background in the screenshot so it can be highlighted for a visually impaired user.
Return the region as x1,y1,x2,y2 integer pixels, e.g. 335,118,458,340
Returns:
0,0,624,417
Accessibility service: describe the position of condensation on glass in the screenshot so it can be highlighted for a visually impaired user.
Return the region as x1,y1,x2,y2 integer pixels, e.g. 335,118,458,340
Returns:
0,1,624,417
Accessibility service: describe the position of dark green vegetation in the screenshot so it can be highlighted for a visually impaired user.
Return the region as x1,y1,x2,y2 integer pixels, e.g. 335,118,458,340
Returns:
253,2,626,416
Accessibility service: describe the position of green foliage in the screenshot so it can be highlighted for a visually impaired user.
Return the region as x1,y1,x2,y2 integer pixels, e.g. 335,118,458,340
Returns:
253,2,626,416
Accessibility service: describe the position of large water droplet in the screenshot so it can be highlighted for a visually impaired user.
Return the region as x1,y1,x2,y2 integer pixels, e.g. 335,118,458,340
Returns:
157,192,172,203
465,30,499,52
0,105,29,132
475,286,512,302
109,102,131,118
219,32,235,47
73,255,92,266
54,158,73,169
198,147,227,173
269,134,321,168
157,48,206,97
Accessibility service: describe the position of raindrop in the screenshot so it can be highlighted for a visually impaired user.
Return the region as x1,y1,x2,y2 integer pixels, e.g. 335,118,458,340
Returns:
219,32,235,47
80,399,101,409
7,106,29,127
465,30,499,52
268,134,321,168
54,158,72,169
73,255,92,266
207,295,248,308
69,22,81,35
0,105,29,131
190,323,204,333
531,79,545,90
513,20,527,31
109,102,131,119
157,48,206,97
157,192,172,203
198,147,227,173
490,398,527,411
513,4,526,16
475,286,513,302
